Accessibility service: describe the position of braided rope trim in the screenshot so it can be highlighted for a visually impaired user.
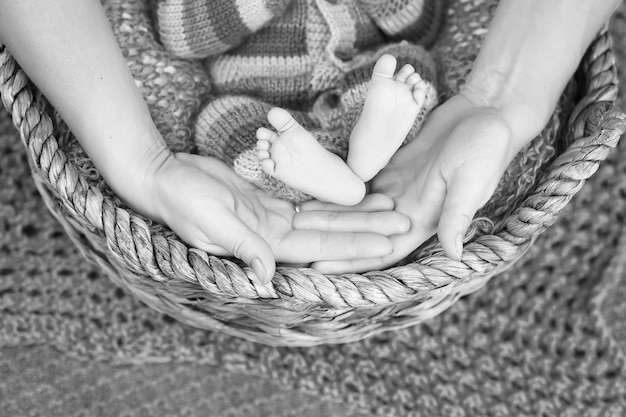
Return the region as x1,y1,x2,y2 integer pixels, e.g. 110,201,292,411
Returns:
0,26,624,309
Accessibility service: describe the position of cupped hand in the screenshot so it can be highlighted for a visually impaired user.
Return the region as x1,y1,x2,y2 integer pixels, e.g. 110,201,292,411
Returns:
141,152,410,284
298,94,519,274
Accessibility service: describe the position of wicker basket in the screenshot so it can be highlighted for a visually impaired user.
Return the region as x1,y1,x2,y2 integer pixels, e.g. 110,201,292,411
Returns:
1,2,625,346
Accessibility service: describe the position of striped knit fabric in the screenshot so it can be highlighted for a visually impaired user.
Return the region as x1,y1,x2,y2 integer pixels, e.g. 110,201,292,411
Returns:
155,0,443,107
154,0,293,59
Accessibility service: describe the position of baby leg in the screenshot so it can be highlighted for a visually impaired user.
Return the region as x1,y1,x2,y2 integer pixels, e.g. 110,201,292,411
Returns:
257,108,366,206
347,54,429,182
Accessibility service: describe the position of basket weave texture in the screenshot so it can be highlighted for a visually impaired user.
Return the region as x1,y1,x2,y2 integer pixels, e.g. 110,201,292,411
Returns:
1,0,625,346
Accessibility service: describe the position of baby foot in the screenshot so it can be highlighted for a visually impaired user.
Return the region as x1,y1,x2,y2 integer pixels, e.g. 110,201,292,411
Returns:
348,54,429,182
256,107,365,206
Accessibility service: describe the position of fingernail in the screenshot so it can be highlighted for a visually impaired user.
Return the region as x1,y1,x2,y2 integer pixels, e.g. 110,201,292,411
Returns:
251,258,269,285
455,234,463,262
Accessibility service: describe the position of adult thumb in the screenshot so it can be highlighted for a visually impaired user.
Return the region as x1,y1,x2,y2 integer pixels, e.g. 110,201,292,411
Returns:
437,166,497,262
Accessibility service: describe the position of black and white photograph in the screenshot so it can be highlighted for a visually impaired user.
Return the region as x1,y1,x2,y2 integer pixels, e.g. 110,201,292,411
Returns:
1,0,625,415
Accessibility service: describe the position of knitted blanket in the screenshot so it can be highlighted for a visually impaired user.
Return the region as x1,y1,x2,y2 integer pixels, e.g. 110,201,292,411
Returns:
2,0,626,415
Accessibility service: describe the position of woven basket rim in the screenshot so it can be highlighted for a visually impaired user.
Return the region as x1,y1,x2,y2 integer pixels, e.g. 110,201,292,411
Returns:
0,24,625,310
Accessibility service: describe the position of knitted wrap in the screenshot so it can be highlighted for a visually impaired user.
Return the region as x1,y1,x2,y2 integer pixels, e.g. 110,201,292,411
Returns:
204,0,380,108
155,0,443,109
156,0,444,58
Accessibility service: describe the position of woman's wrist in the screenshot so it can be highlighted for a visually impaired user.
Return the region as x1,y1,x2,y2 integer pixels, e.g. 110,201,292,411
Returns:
460,67,552,155
459,0,621,156
97,123,173,222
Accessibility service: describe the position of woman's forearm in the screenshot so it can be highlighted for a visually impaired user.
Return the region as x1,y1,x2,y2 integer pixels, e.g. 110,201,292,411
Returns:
463,0,621,151
0,0,168,207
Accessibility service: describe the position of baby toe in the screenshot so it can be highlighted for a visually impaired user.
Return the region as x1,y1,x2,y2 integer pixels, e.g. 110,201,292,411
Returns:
406,72,423,87
261,158,276,175
256,127,277,142
372,54,397,80
394,64,415,83
412,83,427,107
256,139,271,151
258,150,271,161
267,107,299,132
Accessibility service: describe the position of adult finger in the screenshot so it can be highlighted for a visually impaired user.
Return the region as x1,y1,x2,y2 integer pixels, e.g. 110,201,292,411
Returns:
275,230,393,264
200,207,276,285
310,201,438,273
437,164,498,261
311,231,416,273
299,193,395,212
200,243,231,257
293,210,410,235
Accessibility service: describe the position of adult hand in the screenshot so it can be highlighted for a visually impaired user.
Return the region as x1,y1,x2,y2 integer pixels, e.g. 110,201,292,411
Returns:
296,94,518,273
144,152,410,284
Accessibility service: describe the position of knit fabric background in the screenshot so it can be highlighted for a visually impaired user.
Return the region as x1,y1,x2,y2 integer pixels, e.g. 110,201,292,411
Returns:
2,0,626,416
